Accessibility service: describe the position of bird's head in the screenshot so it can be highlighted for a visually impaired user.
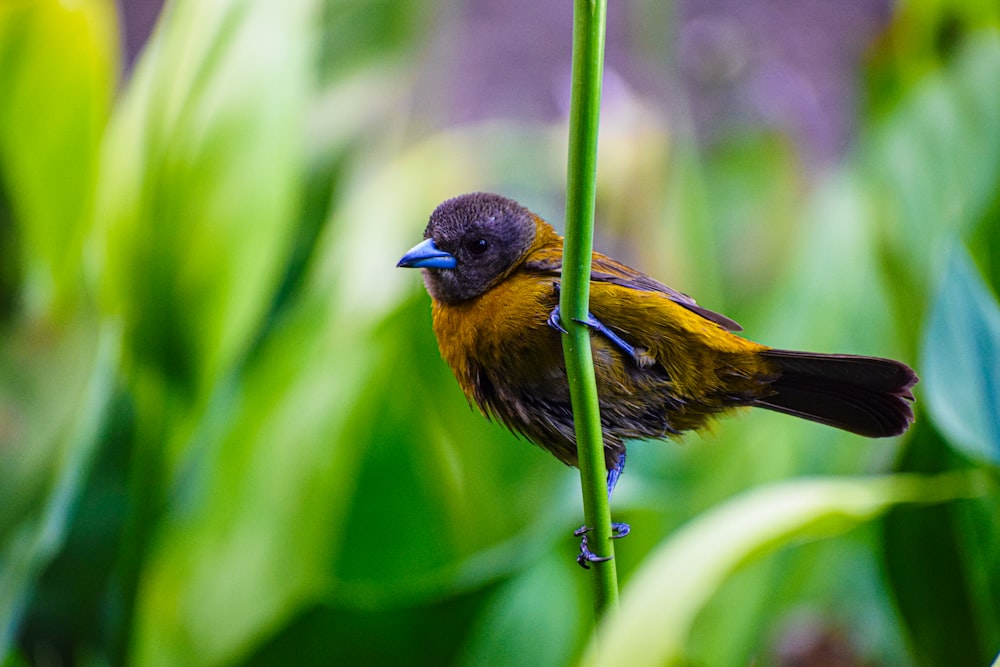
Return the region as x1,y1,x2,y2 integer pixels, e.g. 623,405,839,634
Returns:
397,192,540,303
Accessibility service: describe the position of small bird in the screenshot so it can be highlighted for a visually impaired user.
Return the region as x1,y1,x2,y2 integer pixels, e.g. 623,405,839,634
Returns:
398,192,917,565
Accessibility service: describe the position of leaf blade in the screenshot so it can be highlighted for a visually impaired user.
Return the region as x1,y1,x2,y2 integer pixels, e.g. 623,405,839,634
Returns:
921,246,1000,465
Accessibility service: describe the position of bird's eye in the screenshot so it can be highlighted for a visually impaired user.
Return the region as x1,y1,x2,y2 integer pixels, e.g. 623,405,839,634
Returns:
468,238,489,255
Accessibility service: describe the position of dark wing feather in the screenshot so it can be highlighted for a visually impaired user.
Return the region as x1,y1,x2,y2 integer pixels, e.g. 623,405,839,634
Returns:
523,251,741,332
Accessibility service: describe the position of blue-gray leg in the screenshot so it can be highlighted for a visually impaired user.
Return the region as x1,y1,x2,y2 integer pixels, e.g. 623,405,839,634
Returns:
575,452,630,568
574,312,641,362
608,451,631,538
546,284,644,365
547,304,641,362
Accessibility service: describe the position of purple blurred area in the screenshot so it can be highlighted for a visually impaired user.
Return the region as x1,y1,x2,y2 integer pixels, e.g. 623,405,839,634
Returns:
431,0,892,162
425,0,892,165
116,0,164,70
675,0,892,163
119,0,893,165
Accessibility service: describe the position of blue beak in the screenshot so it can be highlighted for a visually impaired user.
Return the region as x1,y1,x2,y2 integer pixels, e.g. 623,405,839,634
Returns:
397,238,457,269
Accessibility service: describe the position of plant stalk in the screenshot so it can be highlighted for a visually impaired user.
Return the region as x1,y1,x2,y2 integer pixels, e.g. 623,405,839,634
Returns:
561,0,618,615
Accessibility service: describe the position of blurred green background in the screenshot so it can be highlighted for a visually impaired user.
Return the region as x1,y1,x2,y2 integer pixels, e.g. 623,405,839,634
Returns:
2,0,999,665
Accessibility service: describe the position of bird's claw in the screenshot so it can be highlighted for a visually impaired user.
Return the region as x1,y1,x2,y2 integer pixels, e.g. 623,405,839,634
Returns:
573,523,632,569
547,283,570,334
575,528,613,569
611,522,631,538
547,303,569,334
573,523,631,538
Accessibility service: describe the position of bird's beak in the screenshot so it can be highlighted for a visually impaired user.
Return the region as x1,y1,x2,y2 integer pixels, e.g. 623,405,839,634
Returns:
397,238,457,269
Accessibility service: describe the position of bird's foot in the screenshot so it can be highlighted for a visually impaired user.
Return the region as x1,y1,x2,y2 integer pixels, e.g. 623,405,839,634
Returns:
546,283,570,334
574,527,611,569
610,521,631,538
573,523,631,569
547,303,569,335
546,289,649,366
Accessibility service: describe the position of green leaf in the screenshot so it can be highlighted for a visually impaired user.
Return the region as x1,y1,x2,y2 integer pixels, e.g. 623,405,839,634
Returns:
0,317,119,654
93,0,314,400
130,298,356,667
865,30,1000,281
885,426,1000,667
0,0,117,316
921,246,1000,465
581,473,987,667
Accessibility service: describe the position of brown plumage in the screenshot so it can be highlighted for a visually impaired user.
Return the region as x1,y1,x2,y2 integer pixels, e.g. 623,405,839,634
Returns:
398,192,918,474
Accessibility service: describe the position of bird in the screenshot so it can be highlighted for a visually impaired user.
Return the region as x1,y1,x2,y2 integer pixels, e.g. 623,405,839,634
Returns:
397,192,918,565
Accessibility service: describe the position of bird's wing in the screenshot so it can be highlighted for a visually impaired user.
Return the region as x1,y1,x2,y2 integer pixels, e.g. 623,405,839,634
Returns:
590,253,742,332
523,250,742,332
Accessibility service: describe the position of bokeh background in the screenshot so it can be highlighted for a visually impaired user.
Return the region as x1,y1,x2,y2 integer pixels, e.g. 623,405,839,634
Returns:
2,0,999,665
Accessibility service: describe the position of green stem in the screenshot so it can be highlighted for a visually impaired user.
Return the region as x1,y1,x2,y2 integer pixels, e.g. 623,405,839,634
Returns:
561,0,617,615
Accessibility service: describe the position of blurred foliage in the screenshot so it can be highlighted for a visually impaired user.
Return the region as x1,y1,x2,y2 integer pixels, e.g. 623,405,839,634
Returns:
585,471,992,667
1,0,999,666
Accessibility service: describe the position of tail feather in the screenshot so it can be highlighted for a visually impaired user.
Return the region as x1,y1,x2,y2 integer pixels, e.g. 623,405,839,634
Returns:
754,350,918,438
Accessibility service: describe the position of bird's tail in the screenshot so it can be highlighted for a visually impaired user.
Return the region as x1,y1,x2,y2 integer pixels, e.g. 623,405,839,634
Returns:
753,349,918,437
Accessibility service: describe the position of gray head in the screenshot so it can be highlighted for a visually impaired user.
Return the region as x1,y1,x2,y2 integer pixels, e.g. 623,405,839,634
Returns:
397,192,538,303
